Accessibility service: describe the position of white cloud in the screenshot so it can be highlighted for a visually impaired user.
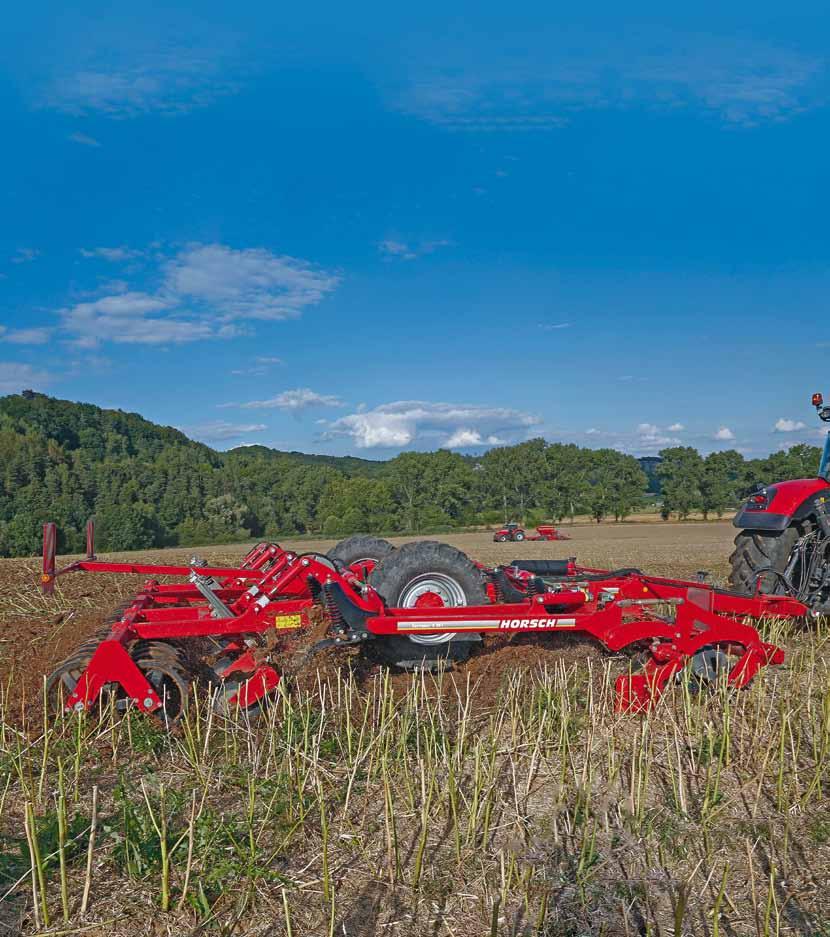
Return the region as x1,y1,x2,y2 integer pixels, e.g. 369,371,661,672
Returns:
714,426,735,441
379,239,414,259
79,246,143,262
11,248,39,264
324,400,540,449
61,291,217,347
774,417,807,432
397,34,824,130
667,422,685,431
185,420,267,442
58,243,338,347
583,422,684,453
635,422,682,451
378,238,453,261
0,327,52,345
41,47,239,118
68,132,101,147
165,244,339,321
445,429,483,448
571,424,681,454
0,362,51,393
228,388,345,412
540,322,571,331
230,355,284,376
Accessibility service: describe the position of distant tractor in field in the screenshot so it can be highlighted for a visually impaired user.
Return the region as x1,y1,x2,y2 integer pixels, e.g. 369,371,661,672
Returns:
492,522,570,542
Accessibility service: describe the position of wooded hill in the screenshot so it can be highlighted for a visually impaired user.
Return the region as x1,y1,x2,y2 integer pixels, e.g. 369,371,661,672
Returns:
0,392,821,556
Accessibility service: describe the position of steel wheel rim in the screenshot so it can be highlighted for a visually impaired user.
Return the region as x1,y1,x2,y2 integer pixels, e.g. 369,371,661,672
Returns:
399,573,464,645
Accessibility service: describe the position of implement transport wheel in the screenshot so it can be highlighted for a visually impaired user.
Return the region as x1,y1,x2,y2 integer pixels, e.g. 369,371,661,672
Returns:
329,535,396,571
729,527,799,595
367,540,486,670
130,640,191,725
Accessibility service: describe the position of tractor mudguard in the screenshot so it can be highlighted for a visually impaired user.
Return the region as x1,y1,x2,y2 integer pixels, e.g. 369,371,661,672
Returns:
733,478,830,531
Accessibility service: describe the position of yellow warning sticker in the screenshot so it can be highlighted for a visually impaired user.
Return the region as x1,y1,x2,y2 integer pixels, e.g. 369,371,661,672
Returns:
274,614,302,630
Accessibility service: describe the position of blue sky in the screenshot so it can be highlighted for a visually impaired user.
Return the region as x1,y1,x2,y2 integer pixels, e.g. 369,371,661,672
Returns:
2,1,830,458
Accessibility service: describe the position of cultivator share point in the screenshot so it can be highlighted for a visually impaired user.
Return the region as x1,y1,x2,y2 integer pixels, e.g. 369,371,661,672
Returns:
41,525,804,723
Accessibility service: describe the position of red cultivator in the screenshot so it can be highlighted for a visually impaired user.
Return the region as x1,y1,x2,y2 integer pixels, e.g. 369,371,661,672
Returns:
42,524,804,724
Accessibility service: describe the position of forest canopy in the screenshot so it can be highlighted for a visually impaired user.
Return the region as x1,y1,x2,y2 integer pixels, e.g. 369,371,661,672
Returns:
0,393,820,556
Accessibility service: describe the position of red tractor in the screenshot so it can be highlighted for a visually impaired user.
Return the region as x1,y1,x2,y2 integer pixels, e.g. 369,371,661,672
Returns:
730,392,830,610
493,522,570,542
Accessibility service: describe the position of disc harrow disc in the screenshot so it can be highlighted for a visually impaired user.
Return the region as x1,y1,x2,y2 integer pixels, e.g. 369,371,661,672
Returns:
130,640,192,725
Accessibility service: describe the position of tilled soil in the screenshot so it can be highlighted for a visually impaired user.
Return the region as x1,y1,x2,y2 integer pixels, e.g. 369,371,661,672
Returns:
0,522,738,716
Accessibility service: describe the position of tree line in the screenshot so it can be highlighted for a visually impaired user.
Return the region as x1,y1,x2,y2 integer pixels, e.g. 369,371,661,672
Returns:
0,393,821,556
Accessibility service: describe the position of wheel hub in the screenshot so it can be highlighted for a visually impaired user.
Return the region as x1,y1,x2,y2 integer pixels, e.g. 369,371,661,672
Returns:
399,573,464,645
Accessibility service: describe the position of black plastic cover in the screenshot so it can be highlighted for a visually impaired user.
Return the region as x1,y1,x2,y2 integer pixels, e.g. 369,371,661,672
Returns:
510,559,572,575
732,508,790,531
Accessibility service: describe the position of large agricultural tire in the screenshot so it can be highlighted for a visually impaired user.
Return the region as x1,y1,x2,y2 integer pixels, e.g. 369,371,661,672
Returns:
328,535,396,570
728,526,800,595
367,540,486,670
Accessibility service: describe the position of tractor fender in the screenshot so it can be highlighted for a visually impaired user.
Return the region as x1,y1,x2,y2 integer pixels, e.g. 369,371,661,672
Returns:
733,478,830,531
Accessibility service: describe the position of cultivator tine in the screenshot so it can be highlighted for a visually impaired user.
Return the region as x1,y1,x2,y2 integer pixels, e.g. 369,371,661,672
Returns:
615,664,674,713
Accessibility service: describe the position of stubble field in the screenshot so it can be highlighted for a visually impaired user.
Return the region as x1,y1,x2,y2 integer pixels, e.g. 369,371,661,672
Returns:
1,522,829,936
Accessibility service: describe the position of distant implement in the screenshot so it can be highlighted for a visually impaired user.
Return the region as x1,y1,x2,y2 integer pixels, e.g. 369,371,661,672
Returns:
492,522,570,542
40,525,801,727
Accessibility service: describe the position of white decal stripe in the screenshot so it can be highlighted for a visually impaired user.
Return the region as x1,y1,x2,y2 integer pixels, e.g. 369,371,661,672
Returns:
396,618,578,631
396,620,494,631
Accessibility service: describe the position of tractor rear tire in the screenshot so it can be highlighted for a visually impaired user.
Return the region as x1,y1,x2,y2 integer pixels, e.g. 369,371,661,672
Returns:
728,526,800,595
328,535,396,570
367,540,486,670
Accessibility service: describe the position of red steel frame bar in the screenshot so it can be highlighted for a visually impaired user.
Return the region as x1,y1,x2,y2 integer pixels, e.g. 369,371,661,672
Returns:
58,559,270,579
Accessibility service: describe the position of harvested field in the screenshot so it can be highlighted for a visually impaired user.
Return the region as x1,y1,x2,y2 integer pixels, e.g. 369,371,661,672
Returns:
1,522,830,936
